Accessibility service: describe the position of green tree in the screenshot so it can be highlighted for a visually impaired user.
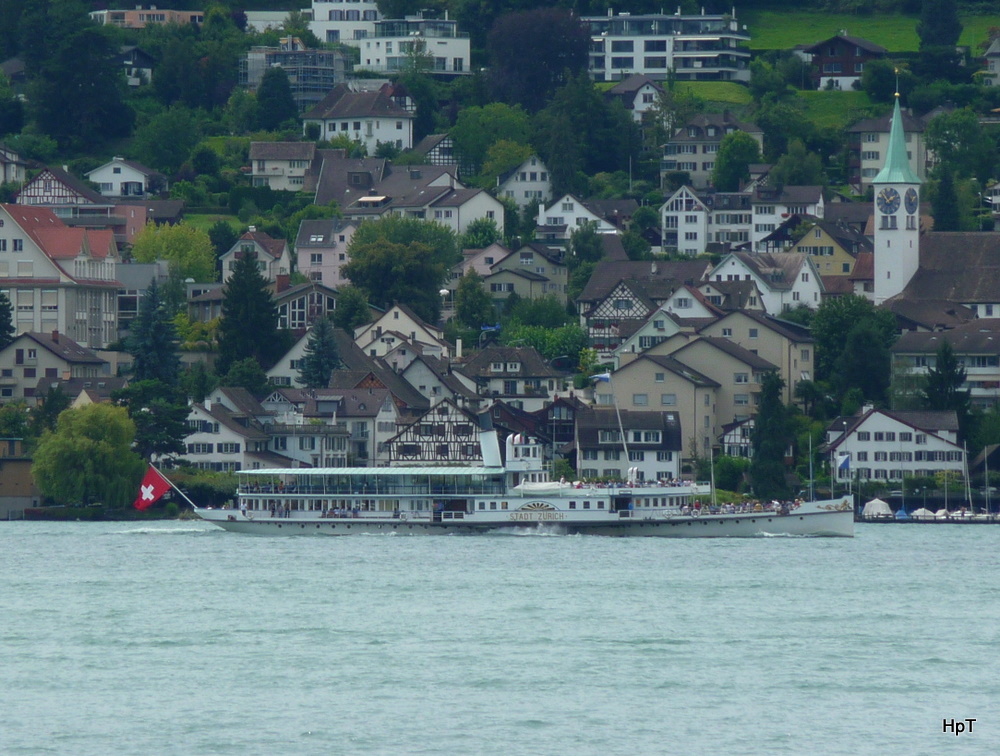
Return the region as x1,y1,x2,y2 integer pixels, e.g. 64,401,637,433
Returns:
32,403,145,507
450,103,531,175
220,356,269,395
256,67,298,130
932,169,961,232
486,8,589,113
714,455,751,492
748,58,789,103
750,372,792,500
130,222,217,282
180,361,217,404
331,285,373,333
113,380,190,460
478,139,534,188
917,0,962,50
133,105,201,175
217,252,282,374
811,295,898,383
922,340,971,437
208,220,239,271
22,0,133,149
30,384,70,437
770,139,826,188
925,109,994,181
461,218,501,249
836,321,892,405
0,402,30,439
224,88,258,135
282,10,321,48
297,317,342,388
712,131,762,191
343,239,445,323
455,271,495,331
126,279,181,386
0,290,13,350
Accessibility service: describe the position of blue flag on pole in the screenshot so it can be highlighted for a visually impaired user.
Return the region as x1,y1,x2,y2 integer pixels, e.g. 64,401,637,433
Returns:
838,453,850,471
592,372,612,383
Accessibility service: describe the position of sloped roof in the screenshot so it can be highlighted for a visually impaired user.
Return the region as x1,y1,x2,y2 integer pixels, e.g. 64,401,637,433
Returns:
892,319,1000,355
236,230,288,260
703,309,814,343
884,299,976,331
249,141,317,161
458,346,561,379
826,408,959,453
303,83,411,120
633,354,720,388
294,217,354,248
899,232,1000,304
606,73,663,97
576,406,682,450
802,34,887,54
26,166,106,204
312,153,388,206
34,227,117,260
577,259,711,304
670,112,762,142
15,331,107,365
672,335,778,371
726,251,812,291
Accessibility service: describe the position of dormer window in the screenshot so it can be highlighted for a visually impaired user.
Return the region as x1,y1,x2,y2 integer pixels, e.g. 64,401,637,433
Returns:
491,362,503,372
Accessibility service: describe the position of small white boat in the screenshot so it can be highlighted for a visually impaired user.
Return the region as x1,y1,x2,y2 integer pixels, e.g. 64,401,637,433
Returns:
194,428,854,538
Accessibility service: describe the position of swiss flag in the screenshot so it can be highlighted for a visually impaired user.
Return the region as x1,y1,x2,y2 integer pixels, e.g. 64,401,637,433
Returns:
133,466,172,511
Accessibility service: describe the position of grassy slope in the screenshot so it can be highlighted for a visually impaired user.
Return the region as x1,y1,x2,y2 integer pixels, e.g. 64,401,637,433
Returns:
743,10,1000,52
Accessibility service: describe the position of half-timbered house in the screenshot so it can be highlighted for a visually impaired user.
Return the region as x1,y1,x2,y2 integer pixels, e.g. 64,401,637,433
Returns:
386,399,483,466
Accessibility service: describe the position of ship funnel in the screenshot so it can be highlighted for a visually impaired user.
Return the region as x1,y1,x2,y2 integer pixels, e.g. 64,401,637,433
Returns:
478,411,502,468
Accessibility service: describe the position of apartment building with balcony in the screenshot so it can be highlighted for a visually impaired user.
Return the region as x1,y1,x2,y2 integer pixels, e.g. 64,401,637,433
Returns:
584,10,750,83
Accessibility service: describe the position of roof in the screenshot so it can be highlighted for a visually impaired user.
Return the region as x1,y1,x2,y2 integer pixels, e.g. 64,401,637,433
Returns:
34,227,117,260
606,73,663,97
34,375,127,399
898,232,1000,304
672,336,778,371
294,217,354,247
884,299,976,331
576,406,682,450
249,141,317,162
233,230,288,260
703,309,814,343
848,104,927,135
12,331,107,364
87,157,164,180
873,97,920,185
312,153,388,206
24,166,106,204
722,252,813,292
303,83,411,121
802,34,887,54
458,346,562,379
826,408,960,453
669,112,762,143
631,354,720,388
821,275,855,295
577,259,711,304
753,185,824,205
892,320,1000,355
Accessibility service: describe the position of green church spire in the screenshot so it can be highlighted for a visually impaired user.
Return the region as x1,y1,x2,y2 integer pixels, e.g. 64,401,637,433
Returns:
873,95,920,185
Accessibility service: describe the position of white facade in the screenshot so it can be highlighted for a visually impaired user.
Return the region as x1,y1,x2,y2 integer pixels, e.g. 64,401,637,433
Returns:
310,0,380,44
828,410,964,484
707,253,825,315
537,195,618,238
750,191,825,250
584,10,751,83
497,156,552,211
355,17,470,75
660,186,710,255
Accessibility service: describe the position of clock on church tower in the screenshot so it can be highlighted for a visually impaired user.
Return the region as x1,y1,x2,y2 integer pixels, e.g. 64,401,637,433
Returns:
876,187,900,214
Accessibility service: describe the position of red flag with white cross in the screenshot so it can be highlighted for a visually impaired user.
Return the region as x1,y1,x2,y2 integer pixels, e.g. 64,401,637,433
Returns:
133,466,171,511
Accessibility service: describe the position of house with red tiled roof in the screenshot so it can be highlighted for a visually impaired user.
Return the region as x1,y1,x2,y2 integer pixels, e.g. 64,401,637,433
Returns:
302,83,414,153
219,227,292,284
0,204,122,348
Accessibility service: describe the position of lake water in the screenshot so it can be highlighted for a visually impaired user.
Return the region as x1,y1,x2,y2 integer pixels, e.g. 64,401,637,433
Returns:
2,521,998,755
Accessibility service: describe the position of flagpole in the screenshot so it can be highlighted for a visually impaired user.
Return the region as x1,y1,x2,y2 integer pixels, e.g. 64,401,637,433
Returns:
153,464,200,510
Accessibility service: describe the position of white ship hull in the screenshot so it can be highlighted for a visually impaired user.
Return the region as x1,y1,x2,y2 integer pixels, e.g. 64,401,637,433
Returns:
195,499,854,538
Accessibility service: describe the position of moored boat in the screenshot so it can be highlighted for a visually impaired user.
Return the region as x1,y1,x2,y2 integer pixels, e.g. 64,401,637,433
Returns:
194,426,854,538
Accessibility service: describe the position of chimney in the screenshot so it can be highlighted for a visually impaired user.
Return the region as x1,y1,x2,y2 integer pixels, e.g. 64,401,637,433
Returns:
51,329,59,342
248,225,256,233
276,274,290,293
205,397,212,412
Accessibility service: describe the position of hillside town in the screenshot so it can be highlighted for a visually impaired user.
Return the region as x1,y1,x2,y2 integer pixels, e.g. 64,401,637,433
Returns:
1,0,1000,515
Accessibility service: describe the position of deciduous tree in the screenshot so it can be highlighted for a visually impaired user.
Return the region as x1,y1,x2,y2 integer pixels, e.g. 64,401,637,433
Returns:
486,8,589,113
331,286,373,333
713,131,761,191
130,222,217,283
32,404,145,507
113,380,190,460
454,271,495,331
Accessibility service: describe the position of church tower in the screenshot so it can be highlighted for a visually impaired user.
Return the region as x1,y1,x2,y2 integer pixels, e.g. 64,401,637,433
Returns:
872,94,921,304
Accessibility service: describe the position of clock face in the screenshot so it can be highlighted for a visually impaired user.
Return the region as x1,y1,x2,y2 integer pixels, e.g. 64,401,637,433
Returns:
904,188,918,215
877,187,901,214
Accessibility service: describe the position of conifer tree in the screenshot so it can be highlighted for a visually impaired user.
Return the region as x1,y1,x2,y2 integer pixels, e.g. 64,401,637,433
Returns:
297,317,342,388
127,279,181,387
217,252,281,375
0,290,13,351
750,372,792,500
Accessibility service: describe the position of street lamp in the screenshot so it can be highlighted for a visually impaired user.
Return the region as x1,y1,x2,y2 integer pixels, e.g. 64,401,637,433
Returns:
439,288,452,317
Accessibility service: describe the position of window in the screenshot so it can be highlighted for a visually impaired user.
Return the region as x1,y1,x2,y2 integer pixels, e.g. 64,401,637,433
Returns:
734,373,749,384
749,328,758,338
857,431,871,441
13,239,22,251
661,393,676,406
655,372,664,383
632,394,648,406
722,328,732,337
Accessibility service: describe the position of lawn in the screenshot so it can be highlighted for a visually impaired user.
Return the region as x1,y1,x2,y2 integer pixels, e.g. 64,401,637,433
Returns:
675,81,753,106
184,214,242,233
743,10,1000,52
799,90,875,130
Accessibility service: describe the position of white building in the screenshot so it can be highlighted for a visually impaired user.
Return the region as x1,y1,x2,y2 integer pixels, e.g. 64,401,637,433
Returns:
583,10,751,83
355,15,470,75
302,83,414,153
310,0,380,44
826,408,965,485
496,155,552,211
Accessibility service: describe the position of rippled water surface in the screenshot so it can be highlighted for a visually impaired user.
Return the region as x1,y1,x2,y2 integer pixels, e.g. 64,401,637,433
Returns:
2,521,998,755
